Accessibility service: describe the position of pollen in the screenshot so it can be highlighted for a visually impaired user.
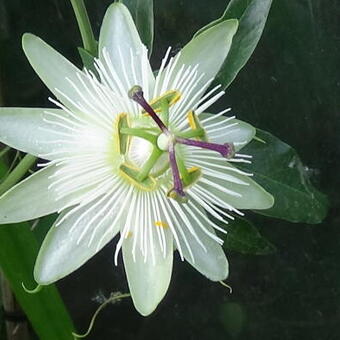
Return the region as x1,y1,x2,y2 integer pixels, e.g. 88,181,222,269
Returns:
188,166,200,174
154,221,169,229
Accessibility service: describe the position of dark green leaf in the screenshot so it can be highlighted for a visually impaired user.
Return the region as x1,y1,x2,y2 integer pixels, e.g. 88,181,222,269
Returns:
219,217,276,255
195,0,272,89
0,159,74,339
121,0,136,14
32,213,58,244
122,0,154,56
0,161,6,178
239,130,329,223
0,223,75,339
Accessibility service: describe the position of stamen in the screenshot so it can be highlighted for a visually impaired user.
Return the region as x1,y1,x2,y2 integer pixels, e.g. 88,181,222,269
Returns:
176,137,235,159
128,85,169,134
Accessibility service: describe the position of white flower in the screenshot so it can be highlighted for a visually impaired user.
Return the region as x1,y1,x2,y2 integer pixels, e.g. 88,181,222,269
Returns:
0,4,273,315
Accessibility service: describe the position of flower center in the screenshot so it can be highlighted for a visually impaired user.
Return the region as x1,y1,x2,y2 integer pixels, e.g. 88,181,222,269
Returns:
116,86,235,203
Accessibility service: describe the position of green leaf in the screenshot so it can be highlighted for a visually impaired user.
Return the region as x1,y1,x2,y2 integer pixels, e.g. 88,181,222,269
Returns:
239,129,329,224
122,0,154,56
0,159,74,339
136,0,154,57
32,213,58,244
195,0,272,89
219,217,276,255
0,223,75,339
0,161,6,178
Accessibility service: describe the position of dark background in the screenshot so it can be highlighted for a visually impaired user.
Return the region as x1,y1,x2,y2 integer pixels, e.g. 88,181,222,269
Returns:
0,0,339,339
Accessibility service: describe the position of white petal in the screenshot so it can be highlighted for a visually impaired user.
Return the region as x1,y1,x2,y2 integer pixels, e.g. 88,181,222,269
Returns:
174,203,228,281
0,108,78,160
199,113,255,151
122,224,173,316
22,34,95,113
99,3,154,99
198,163,274,210
34,195,121,284
158,19,238,102
0,165,85,224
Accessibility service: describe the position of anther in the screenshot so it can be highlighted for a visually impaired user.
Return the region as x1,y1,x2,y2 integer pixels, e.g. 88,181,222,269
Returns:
128,85,169,134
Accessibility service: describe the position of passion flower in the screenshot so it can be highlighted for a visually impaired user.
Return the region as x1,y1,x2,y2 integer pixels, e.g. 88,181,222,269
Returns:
0,3,273,315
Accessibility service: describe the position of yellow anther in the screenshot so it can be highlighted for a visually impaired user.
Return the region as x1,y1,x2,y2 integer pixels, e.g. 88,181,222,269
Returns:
167,189,189,204
119,163,157,191
142,90,181,116
154,221,169,229
126,231,133,238
188,166,200,174
114,113,130,154
187,111,197,130
186,111,207,141
180,166,202,188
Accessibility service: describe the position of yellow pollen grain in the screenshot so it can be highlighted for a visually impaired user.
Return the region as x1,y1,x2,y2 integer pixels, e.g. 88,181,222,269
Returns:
188,166,200,173
126,231,133,239
154,221,169,229
114,112,129,154
142,90,181,116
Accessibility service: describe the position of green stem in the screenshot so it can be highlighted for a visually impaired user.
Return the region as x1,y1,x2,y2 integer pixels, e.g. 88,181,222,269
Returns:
72,293,130,339
0,154,36,196
120,127,158,144
176,128,205,139
137,147,163,182
177,157,190,184
160,99,169,125
69,0,97,56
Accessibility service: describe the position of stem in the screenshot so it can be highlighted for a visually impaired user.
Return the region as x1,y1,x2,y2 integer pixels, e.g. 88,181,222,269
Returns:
69,0,97,56
177,157,190,184
120,127,158,144
176,128,205,139
0,154,36,196
160,99,169,125
136,147,163,182
72,293,130,339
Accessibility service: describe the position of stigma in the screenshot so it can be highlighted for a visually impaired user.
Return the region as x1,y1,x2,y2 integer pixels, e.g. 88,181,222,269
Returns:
125,85,235,203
